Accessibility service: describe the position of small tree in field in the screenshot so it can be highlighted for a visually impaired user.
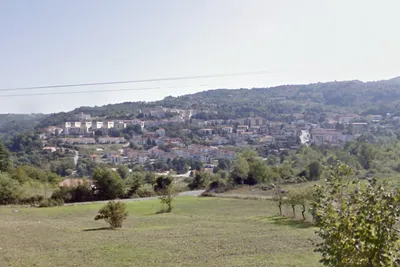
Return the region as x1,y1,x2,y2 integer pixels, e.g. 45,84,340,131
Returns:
297,188,313,221
287,191,300,218
312,162,400,266
272,185,285,216
94,201,129,229
159,183,176,213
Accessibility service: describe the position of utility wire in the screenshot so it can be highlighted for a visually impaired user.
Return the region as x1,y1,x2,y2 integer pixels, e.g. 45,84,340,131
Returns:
0,70,280,92
0,86,176,98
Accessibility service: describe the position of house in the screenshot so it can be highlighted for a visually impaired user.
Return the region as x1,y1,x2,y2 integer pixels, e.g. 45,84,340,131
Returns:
311,129,345,144
43,146,57,153
198,128,214,135
222,126,233,134
105,121,114,129
248,117,266,126
259,135,275,145
237,125,249,131
249,125,261,133
114,121,126,130
92,121,104,129
107,153,123,164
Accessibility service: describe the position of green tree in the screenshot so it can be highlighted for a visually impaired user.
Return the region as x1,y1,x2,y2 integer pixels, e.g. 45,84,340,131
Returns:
153,175,173,193
0,172,22,204
188,171,208,190
312,163,400,266
231,155,250,184
159,183,176,213
247,159,270,185
272,184,285,216
0,141,11,173
92,168,126,200
94,201,129,229
125,171,144,196
117,165,130,179
307,161,322,181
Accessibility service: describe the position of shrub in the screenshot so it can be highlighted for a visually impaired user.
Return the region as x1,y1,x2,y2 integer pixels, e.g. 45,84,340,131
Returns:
18,195,44,205
312,163,400,266
38,198,64,208
159,184,175,213
207,178,229,193
94,201,129,229
0,172,22,204
136,188,156,198
188,172,209,190
153,175,173,193
51,187,73,203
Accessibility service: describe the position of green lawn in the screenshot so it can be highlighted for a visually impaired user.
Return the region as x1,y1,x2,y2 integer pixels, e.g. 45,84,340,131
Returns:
0,197,321,267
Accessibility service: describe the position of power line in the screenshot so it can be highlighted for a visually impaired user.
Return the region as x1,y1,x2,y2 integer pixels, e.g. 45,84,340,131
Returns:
0,70,280,92
0,86,160,98
0,84,216,98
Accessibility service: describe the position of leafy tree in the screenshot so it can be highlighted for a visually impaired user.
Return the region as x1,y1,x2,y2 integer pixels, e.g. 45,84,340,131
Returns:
272,184,285,216
159,183,176,213
217,159,231,171
312,163,400,266
94,201,129,229
153,175,173,193
307,161,322,181
0,141,11,172
144,172,156,185
297,188,313,220
117,165,130,179
92,168,126,200
0,172,22,204
125,171,144,196
188,171,209,190
231,155,250,184
247,159,270,185
287,191,299,218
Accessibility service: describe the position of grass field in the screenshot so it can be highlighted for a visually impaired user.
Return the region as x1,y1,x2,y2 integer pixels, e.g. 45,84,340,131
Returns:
0,197,320,267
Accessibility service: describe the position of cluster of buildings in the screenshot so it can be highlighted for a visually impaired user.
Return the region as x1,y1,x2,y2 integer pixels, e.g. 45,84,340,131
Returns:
100,144,236,165
38,106,398,167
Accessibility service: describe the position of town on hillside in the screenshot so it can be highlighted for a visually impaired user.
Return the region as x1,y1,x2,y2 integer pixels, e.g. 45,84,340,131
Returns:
36,105,395,172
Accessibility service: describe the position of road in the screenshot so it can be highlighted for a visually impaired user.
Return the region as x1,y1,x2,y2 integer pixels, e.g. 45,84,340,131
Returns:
64,190,205,206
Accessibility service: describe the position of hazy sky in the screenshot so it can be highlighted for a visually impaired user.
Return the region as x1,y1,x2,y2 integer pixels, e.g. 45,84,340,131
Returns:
0,0,399,113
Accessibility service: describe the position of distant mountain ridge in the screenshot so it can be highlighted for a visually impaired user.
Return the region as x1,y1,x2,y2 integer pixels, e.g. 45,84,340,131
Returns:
2,76,400,135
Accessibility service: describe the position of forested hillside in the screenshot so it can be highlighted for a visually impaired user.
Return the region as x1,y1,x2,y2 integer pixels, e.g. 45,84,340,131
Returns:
2,77,400,132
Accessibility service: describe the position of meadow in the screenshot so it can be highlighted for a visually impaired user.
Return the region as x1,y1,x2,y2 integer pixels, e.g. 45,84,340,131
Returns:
0,197,320,267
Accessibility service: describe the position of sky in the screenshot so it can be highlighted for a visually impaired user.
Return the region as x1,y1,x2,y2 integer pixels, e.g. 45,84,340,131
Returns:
0,0,399,113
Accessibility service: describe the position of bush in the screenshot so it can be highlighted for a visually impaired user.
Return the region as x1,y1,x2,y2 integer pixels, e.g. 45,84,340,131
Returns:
136,188,156,198
18,195,44,205
206,178,230,193
51,187,73,203
0,172,22,204
38,198,64,208
153,175,173,193
159,184,175,213
188,172,209,190
94,201,129,229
